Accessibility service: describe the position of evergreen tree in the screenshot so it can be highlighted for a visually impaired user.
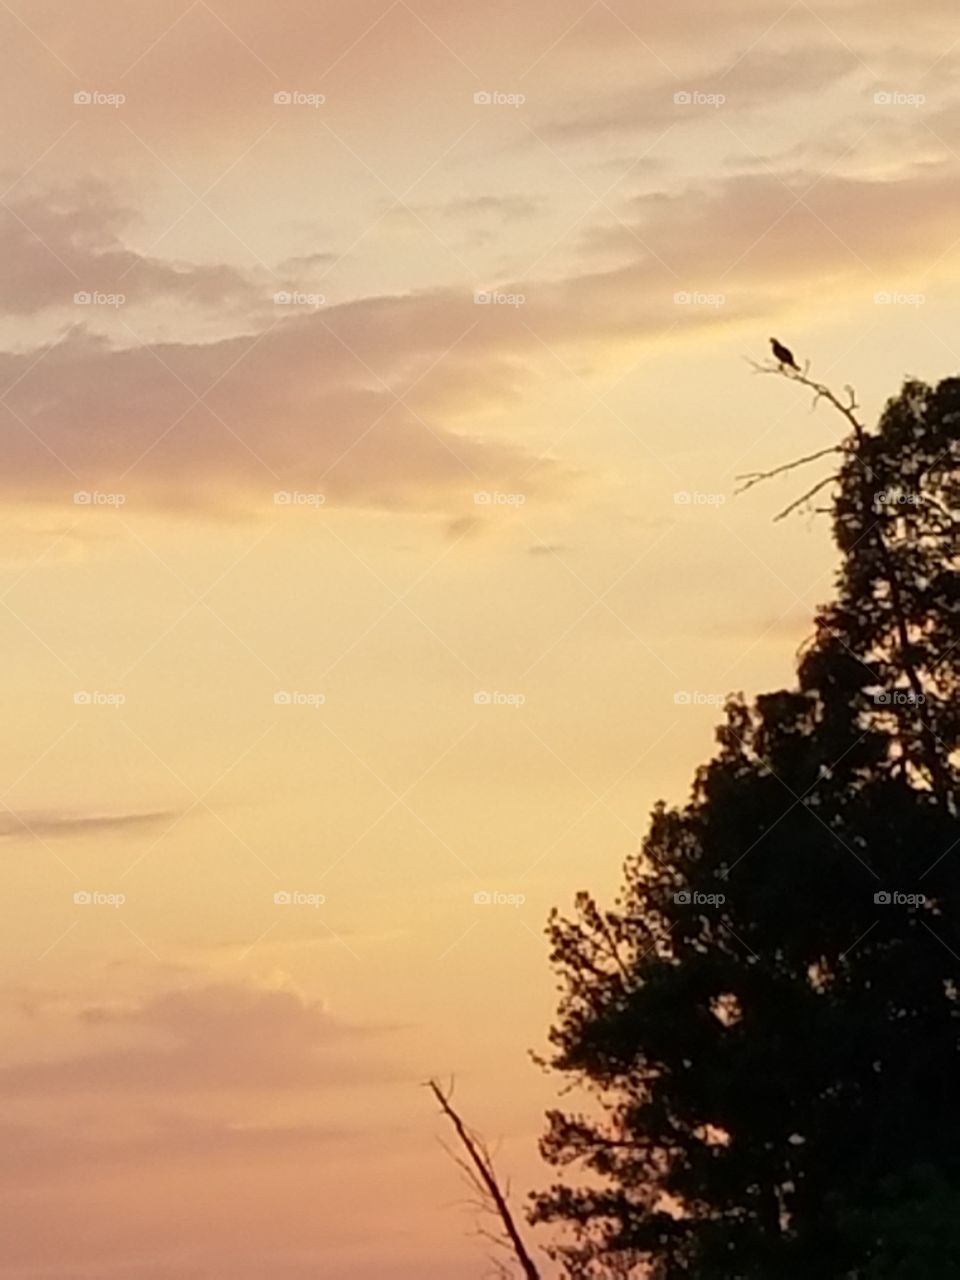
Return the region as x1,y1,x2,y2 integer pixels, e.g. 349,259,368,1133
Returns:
532,375,960,1279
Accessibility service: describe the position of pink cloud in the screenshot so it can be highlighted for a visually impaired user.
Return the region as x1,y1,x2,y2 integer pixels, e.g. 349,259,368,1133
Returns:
0,980,393,1093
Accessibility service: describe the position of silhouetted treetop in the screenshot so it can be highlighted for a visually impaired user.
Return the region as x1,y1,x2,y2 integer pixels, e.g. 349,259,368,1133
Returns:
533,374,960,1280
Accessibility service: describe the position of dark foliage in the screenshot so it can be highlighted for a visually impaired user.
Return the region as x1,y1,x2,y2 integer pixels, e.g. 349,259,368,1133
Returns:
533,378,960,1278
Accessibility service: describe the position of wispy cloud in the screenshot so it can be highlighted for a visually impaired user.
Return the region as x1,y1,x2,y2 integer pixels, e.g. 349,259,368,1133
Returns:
0,809,181,841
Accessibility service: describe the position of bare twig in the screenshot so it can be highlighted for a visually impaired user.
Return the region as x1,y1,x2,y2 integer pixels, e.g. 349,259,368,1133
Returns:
427,1078,542,1280
735,444,842,496
749,358,863,428
773,474,837,522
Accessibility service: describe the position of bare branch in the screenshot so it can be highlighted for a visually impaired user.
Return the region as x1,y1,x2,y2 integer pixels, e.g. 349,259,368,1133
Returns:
427,1078,542,1280
772,475,837,522
734,444,842,496
748,359,874,485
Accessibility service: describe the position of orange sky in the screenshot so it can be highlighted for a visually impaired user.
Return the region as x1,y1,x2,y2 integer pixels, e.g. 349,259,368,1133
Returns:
2,1,959,1275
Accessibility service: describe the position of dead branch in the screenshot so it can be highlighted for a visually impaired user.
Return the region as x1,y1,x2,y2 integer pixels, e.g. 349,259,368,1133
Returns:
427,1078,542,1280
748,357,863,428
748,358,880,484
773,474,837,522
735,444,842,496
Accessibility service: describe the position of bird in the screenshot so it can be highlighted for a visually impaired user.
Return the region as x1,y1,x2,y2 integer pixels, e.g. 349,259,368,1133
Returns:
770,337,799,370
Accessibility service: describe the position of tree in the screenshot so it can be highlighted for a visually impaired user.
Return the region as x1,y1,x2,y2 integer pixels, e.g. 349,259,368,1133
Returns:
531,371,960,1278
838,1166,960,1278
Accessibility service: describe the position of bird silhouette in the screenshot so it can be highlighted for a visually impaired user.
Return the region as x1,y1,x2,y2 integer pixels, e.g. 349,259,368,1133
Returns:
770,337,799,370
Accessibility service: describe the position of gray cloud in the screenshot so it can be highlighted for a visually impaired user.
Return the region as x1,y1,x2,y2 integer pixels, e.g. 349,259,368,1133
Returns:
0,183,257,317
0,981,394,1094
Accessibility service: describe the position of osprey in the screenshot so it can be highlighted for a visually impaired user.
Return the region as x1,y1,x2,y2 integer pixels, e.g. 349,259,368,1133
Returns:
770,337,799,370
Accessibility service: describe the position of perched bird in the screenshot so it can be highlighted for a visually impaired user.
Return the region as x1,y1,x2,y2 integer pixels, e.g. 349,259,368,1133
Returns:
770,337,799,370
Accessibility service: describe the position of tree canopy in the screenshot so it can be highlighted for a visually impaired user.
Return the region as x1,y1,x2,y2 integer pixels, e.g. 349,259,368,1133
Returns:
533,374,960,1279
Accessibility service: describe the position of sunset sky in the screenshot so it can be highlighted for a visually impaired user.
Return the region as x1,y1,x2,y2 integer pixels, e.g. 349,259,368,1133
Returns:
2,1,959,1275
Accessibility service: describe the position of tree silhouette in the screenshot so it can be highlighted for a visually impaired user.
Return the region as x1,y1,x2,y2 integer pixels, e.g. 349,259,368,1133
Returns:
531,369,960,1278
